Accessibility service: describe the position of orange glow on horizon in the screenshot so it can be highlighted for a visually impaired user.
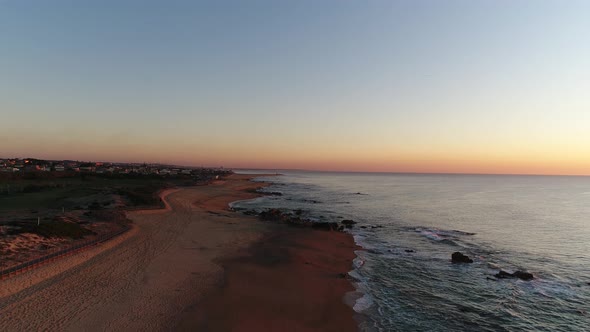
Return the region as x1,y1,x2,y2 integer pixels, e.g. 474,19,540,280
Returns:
3,136,589,176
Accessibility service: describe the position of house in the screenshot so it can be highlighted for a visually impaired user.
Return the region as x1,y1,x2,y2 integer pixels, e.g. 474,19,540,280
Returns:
79,162,95,172
54,165,65,172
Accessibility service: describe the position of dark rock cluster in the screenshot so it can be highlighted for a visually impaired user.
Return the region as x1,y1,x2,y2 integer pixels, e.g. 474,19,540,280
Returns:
258,208,343,231
495,270,534,281
451,252,474,263
341,219,356,229
449,252,534,282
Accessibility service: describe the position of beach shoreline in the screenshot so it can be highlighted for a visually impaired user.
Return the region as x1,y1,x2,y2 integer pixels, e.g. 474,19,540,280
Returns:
0,173,359,331
177,174,360,331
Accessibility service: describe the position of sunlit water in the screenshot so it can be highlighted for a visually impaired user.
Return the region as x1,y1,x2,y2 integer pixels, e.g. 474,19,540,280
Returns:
232,171,590,331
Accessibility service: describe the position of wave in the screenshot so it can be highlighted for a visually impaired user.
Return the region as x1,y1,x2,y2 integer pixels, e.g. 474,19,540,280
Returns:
411,227,476,237
353,293,374,312
405,227,476,247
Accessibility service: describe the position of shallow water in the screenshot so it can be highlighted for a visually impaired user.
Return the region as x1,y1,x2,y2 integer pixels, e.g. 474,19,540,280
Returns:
233,171,590,331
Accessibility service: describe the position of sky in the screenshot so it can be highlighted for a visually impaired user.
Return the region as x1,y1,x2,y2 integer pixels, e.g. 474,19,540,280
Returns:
1,0,589,175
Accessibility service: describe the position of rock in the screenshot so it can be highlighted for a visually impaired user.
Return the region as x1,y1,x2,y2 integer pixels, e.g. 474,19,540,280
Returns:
337,273,347,279
360,226,367,229
494,270,534,281
513,271,534,281
451,252,473,263
258,208,345,232
404,249,414,253
258,208,284,221
341,219,357,225
311,221,340,231
495,270,513,279
243,210,257,216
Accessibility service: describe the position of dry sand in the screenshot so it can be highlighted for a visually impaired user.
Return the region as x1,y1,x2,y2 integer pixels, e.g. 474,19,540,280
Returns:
0,174,359,331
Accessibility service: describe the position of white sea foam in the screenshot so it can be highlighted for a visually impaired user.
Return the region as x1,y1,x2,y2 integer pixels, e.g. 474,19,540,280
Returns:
421,230,443,241
353,293,374,312
353,256,365,269
228,196,266,209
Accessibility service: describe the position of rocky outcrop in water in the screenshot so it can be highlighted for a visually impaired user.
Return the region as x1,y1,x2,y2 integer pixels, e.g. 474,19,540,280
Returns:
451,252,473,263
311,221,340,231
495,270,534,281
258,208,341,231
341,219,356,229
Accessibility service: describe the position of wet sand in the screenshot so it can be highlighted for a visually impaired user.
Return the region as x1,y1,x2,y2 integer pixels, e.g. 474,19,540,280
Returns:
178,226,359,332
0,174,358,331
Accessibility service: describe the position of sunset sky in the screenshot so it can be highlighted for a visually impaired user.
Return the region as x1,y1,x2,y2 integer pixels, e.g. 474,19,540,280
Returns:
1,1,589,175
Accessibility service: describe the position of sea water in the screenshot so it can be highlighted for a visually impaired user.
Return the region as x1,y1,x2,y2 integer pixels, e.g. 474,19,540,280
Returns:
232,171,590,331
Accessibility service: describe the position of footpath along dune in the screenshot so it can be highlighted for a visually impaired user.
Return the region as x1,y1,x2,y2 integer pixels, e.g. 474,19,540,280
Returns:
0,174,359,331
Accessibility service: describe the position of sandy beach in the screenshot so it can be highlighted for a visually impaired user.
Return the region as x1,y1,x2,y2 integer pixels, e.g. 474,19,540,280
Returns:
0,174,358,331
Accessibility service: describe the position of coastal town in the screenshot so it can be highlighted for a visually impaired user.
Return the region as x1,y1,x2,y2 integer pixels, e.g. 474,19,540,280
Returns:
0,157,226,177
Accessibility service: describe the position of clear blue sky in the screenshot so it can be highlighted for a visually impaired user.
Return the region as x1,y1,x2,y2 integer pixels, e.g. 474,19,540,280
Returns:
1,1,589,174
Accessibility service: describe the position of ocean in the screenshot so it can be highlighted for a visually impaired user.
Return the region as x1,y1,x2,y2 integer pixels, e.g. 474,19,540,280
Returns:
232,171,590,331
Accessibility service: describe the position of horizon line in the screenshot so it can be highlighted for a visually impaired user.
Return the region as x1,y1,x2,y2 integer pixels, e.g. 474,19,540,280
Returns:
233,167,590,178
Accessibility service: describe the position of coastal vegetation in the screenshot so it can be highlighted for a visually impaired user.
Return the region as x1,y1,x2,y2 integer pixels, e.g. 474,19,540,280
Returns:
0,167,231,270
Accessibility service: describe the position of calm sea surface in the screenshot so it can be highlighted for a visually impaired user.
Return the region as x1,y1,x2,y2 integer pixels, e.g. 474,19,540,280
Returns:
233,171,590,331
